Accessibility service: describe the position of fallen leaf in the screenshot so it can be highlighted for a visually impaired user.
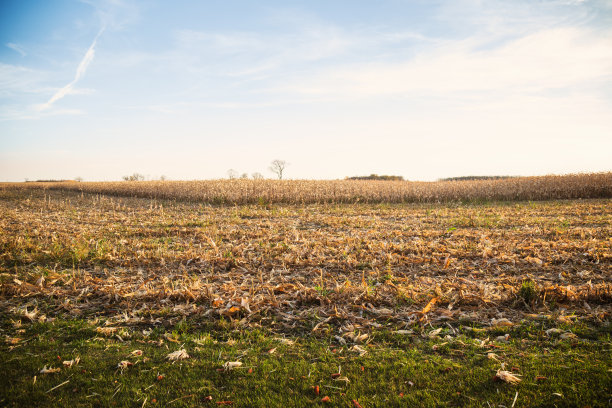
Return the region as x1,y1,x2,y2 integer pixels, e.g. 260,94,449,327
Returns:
223,361,242,371
62,357,80,368
525,256,543,266
491,318,513,327
427,328,443,338
495,334,510,343
40,366,60,374
545,328,563,336
495,369,521,384
117,361,132,370
222,306,241,316
96,327,118,336
350,345,367,356
167,349,190,361
164,333,180,343
487,353,501,361
321,396,331,403
560,332,578,340
421,297,438,314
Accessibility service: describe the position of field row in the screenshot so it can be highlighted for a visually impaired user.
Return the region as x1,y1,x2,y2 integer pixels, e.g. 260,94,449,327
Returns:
3,172,611,204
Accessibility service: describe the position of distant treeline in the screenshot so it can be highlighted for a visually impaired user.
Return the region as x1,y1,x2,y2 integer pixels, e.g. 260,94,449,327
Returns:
347,174,404,181
439,176,516,182
26,179,76,183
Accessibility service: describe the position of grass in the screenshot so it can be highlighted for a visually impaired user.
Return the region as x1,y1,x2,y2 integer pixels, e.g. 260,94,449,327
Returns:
1,315,610,407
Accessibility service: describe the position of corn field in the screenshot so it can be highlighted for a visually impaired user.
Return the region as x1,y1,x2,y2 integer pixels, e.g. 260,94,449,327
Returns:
3,172,611,204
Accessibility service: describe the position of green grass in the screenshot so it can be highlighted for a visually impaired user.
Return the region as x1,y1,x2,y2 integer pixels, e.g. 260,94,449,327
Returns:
1,315,610,407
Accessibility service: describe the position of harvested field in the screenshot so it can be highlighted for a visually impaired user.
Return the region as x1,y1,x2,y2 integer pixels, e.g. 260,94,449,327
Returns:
1,185,611,407
1,187,610,330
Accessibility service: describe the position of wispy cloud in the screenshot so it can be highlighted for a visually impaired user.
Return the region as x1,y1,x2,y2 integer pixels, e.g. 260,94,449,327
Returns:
37,29,104,110
277,27,612,98
6,43,26,56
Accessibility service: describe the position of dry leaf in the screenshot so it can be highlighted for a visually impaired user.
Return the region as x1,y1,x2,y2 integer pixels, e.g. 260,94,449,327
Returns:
428,328,443,338
495,334,510,343
350,345,367,356
62,357,80,368
274,338,294,346
545,328,563,336
495,369,521,384
525,256,543,266
96,327,118,336
117,360,132,370
167,349,190,361
421,297,438,314
560,332,578,340
23,308,38,321
491,318,513,327
40,366,61,374
487,353,501,361
223,361,242,371
164,333,180,343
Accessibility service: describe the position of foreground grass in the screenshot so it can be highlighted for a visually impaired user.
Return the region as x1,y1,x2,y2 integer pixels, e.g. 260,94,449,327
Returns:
1,315,610,407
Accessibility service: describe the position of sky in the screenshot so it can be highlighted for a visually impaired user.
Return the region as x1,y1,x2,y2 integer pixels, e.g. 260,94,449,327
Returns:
1,0,611,181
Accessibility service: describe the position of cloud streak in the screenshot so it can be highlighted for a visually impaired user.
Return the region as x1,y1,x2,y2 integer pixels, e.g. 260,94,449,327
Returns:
6,43,27,56
38,29,104,110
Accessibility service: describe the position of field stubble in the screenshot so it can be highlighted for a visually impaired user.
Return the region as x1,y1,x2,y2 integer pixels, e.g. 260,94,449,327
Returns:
0,186,610,334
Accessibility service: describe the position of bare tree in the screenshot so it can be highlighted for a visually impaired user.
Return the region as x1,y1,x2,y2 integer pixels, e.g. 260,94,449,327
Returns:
227,169,238,179
123,173,145,181
251,172,264,180
75,176,83,182
269,160,288,180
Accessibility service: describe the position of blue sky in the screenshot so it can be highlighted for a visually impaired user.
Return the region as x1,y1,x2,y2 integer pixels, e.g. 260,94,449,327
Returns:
1,0,611,181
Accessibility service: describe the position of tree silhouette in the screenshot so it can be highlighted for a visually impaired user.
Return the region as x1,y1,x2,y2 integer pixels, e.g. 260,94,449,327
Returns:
269,160,288,180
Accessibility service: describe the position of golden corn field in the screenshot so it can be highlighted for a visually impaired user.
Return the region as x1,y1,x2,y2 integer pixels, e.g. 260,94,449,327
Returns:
1,177,610,331
4,172,612,204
